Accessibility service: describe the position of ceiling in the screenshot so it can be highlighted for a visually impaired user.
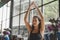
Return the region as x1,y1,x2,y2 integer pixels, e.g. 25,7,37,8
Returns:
0,0,10,8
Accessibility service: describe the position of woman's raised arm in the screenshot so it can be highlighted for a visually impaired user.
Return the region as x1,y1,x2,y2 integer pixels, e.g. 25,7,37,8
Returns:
24,2,34,32
33,2,45,39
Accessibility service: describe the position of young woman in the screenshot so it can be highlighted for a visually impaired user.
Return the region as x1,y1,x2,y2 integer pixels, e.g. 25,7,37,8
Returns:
24,2,45,40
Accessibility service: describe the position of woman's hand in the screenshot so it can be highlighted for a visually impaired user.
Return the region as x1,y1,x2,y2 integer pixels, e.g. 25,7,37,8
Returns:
27,1,35,11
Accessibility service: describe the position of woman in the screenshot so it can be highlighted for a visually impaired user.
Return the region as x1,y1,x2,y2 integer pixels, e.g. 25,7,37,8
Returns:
24,2,45,40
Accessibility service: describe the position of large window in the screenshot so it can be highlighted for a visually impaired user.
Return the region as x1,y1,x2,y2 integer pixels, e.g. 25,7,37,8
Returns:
13,0,20,16
0,1,11,33
43,0,59,22
12,16,19,26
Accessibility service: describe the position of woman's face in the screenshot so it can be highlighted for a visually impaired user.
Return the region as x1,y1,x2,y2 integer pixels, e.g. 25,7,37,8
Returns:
32,17,39,27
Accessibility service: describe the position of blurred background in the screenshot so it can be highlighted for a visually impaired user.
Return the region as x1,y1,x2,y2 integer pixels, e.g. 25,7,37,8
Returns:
0,0,59,40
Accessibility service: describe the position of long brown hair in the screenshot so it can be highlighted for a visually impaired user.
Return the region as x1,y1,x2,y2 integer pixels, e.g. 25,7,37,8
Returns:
32,16,41,32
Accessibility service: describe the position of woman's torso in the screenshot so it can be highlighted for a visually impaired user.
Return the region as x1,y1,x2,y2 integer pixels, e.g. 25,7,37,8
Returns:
28,28,42,40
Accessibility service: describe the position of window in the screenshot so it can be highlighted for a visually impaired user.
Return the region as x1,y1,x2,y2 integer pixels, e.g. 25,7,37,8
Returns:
29,10,33,23
6,5,10,19
43,0,53,4
44,0,59,22
20,25,28,37
0,25,1,33
12,16,19,26
0,1,11,32
23,2,29,11
0,8,2,21
21,0,29,13
13,0,20,16
2,4,7,20
20,14,25,25
43,0,59,34
12,26,19,35
2,21,6,31
21,4,24,13
6,19,10,28
32,0,41,6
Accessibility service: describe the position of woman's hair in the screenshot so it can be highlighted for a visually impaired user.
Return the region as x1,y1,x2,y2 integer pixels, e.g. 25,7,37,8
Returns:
32,16,41,32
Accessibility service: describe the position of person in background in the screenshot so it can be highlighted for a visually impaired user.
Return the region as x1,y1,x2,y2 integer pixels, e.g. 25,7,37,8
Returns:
3,31,10,40
4,28,11,40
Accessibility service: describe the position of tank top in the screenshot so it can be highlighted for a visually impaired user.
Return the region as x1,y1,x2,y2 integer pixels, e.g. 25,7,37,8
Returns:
28,27,42,40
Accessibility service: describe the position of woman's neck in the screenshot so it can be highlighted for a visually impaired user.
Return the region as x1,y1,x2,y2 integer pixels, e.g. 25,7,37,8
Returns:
34,26,38,30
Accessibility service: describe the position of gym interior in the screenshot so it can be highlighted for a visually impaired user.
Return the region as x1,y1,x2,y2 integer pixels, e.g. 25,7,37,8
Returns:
0,0,60,40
